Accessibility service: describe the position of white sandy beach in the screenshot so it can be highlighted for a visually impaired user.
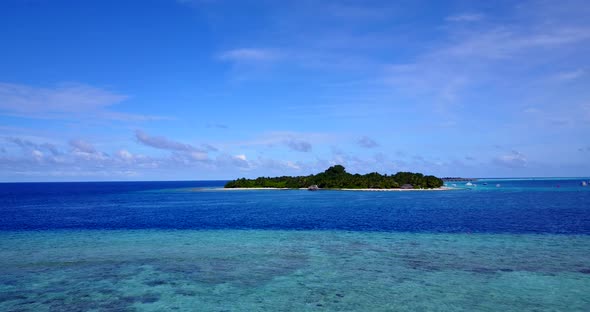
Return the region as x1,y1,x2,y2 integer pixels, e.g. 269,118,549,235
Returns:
338,187,455,191
199,187,455,191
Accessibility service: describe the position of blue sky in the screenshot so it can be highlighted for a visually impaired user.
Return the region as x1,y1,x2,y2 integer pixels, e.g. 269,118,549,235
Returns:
1,0,589,181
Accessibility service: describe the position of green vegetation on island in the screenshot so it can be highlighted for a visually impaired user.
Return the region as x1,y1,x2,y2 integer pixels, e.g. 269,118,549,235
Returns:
224,165,444,189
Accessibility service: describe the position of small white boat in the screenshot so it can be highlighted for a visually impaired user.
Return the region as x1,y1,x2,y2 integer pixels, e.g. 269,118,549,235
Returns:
582,181,588,187
465,182,473,186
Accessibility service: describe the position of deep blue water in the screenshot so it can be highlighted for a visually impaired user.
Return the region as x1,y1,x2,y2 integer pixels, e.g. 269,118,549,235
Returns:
1,179,589,233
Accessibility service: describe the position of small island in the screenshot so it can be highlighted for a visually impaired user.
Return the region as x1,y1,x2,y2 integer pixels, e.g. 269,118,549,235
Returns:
224,165,444,190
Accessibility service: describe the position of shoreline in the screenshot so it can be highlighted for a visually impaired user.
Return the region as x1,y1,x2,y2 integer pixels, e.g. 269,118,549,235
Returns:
197,186,456,192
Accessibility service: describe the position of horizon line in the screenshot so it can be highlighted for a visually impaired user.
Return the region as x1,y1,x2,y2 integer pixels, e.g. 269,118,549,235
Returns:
1,176,590,183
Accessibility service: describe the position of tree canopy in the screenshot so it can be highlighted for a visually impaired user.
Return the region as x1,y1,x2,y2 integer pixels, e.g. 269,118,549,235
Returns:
224,165,443,189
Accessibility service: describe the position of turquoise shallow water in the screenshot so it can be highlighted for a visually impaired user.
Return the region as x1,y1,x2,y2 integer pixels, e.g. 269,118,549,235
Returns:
1,230,589,311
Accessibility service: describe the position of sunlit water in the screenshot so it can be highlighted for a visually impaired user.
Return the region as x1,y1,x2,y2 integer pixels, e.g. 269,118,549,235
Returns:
1,179,589,311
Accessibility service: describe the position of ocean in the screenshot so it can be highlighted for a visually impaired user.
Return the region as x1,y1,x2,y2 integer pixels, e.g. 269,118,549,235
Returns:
1,179,589,311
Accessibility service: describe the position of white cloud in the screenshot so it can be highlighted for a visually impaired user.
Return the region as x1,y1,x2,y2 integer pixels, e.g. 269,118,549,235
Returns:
135,130,214,163
218,48,279,62
135,130,198,152
232,131,329,152
357,136,379,148
176,0,217,6
284,138,312,152
0,82,125,114
189,151,209,161
0,82,170,121
68,139,110,161
5,137,60,156
31,150,43,161
285,161,300,169
116,149,134,161
554,69,586,81
323,3,392,20
213,153,250,169
381,9,590,128
446,13,484,22
493,151,527,168
206,123,229,129
442,27,590,60
523,107,541,114
135,130,216,153
69,139,97,154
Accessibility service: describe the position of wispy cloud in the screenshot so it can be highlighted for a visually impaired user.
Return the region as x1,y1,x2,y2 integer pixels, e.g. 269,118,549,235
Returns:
0,82,126,114
218,48,280,62
6,137,60,155
1,137,160,180
523,107,541,114
116,149,134,161
553,69,586,81
519,102,590,129
68,139,110,161
322,3,393,20
493,151,527,168
233,131,330,152
202,144,219,152
284,138,312,152
441,27,590,60
0,133,565,180
0,82,167,121
206,123,229,129
445,13,484,22
69,139,97,154
135,130,200,152
134,130,213,161
176,0,217,7
215,153,251,169
381,7,590,129
357,136,379,148
100,111,173,122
